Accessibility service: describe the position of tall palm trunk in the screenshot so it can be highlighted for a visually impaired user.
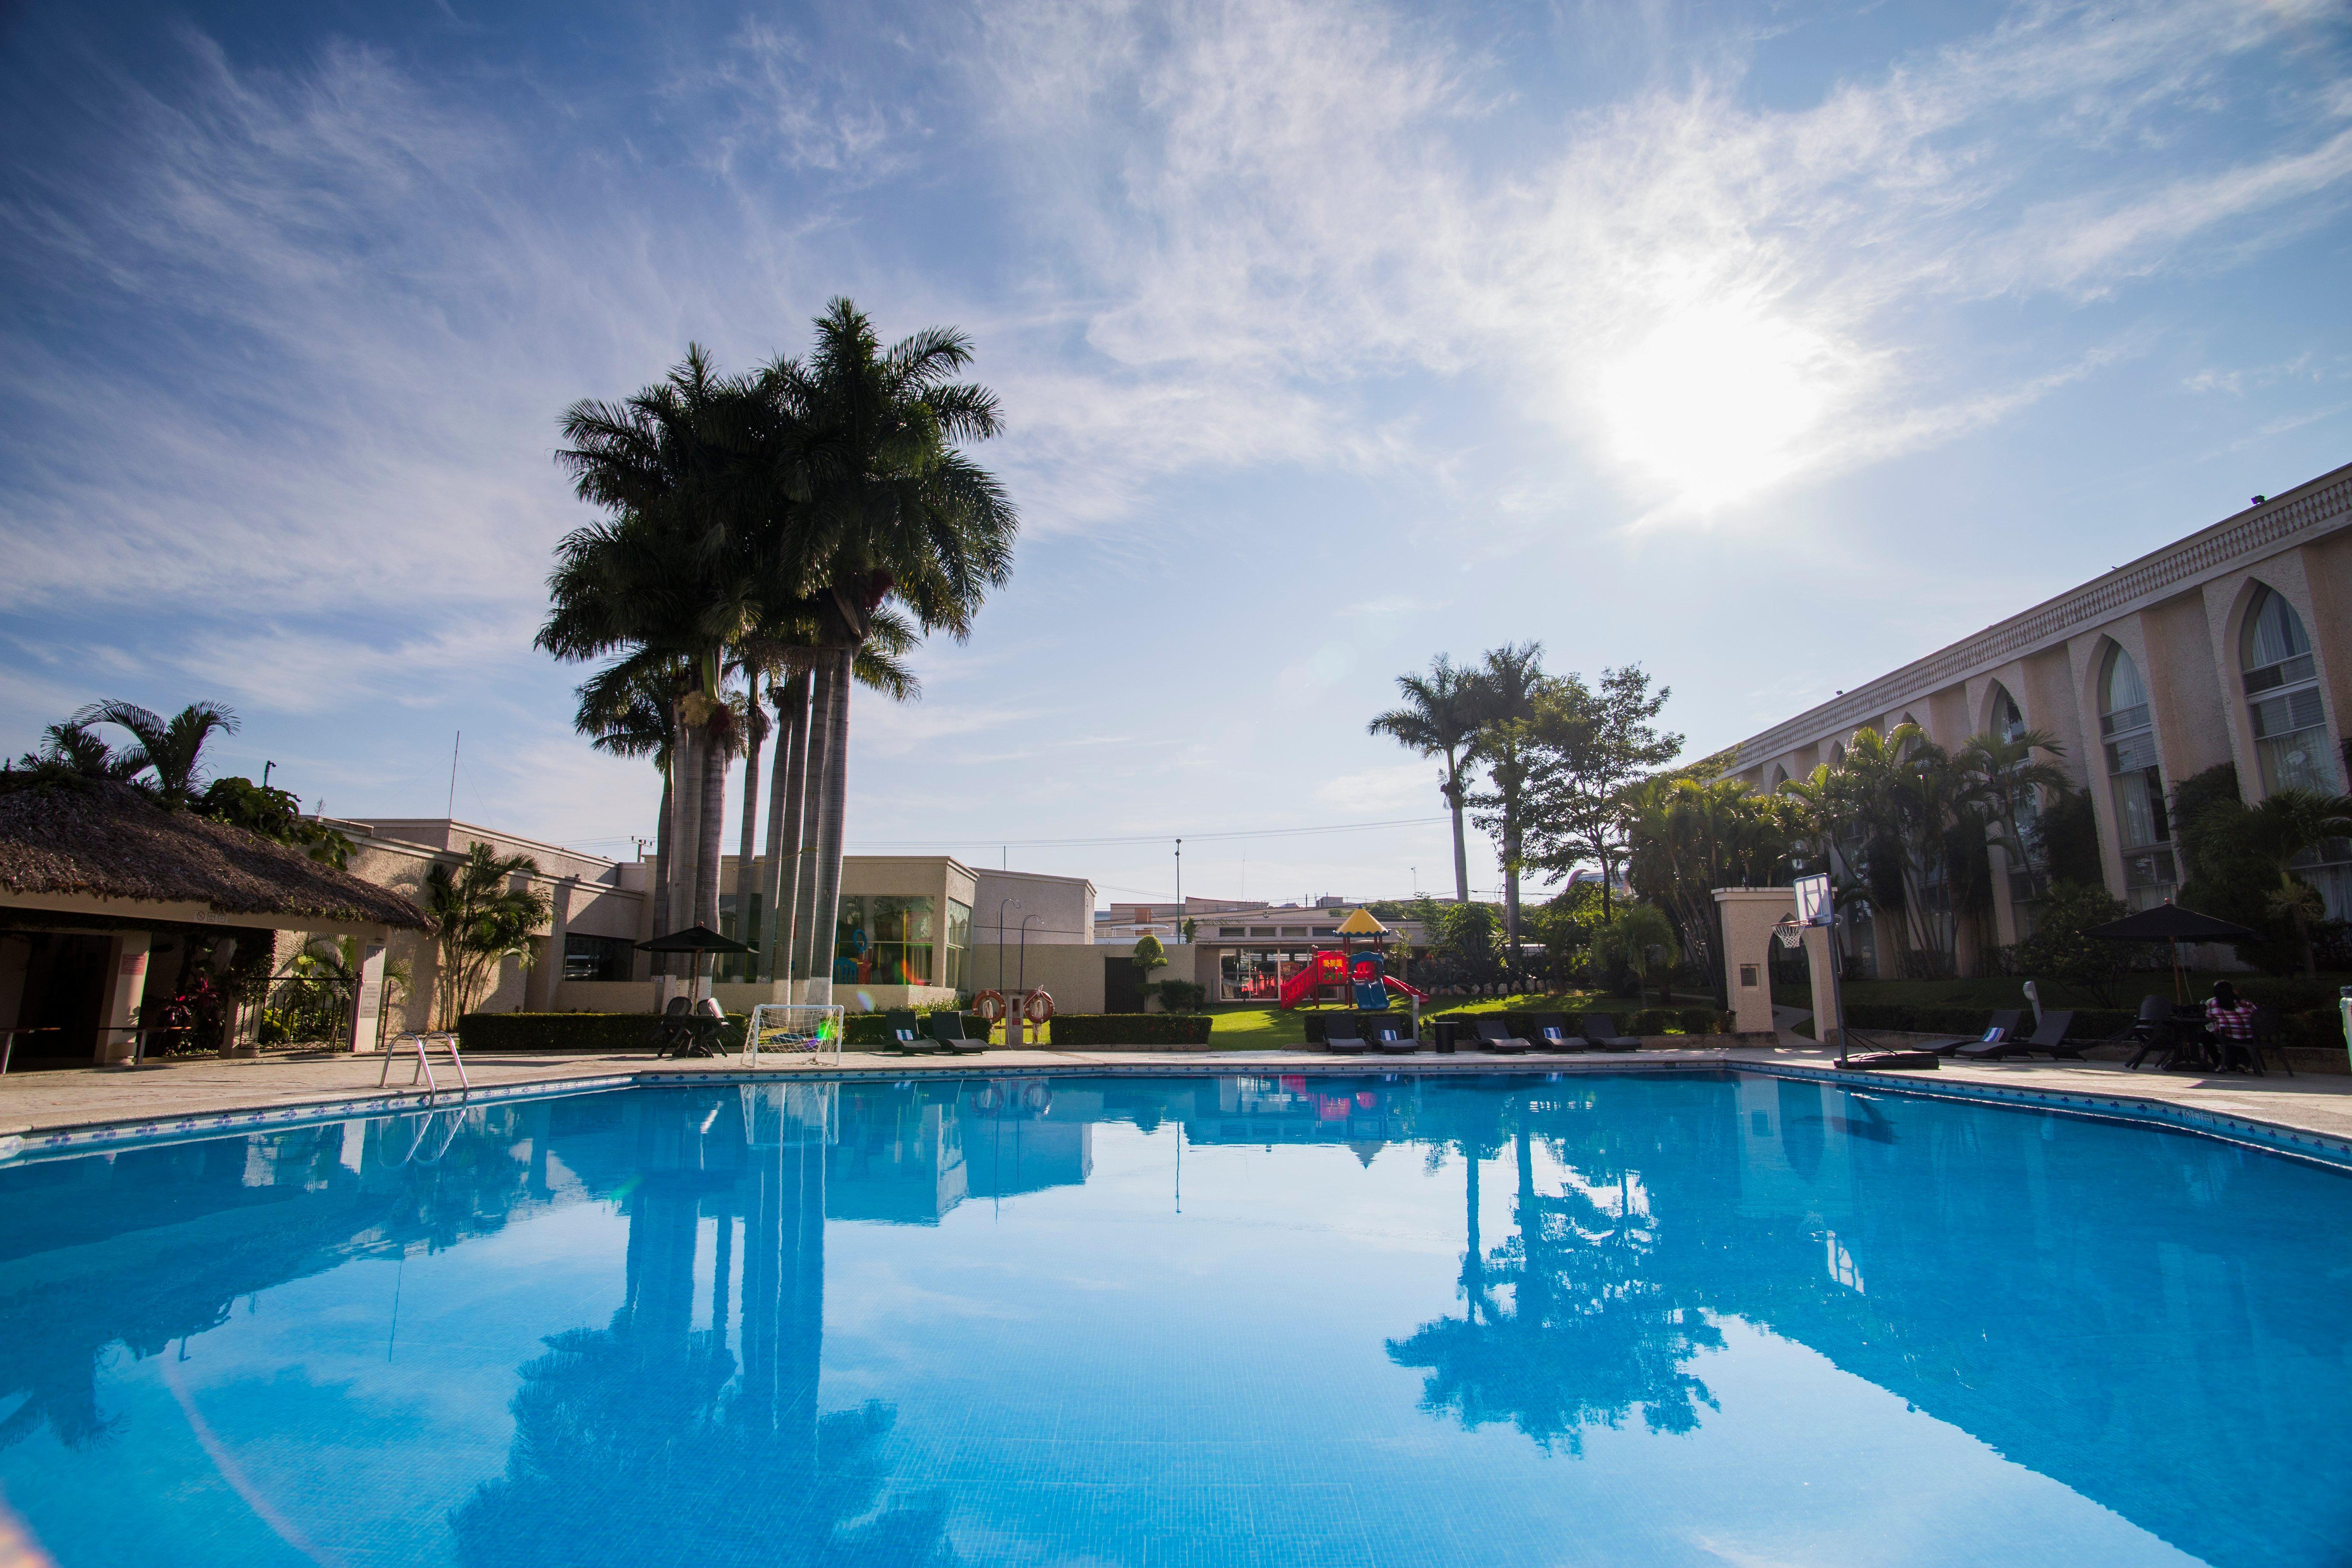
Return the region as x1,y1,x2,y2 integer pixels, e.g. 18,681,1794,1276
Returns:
648,770,673,981
667,711,700,975
735,704,765,981
1444,763,1470,905
790,659,838,996
695,719,726,935
804,646,854,1005
763,672,811,986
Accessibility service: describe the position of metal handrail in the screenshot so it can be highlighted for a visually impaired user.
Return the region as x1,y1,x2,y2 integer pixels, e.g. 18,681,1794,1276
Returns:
380,1031,469,1094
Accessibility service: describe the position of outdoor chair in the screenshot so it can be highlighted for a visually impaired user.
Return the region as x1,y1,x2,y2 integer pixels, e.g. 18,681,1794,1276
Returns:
1323,1016,1371,1055
1932,1008,2022,1057
1528,1012,1586,1051
1955,1009,2077,1061
2249,1004,2293,1077
925,1012,989,1056
2119,996,2179,1071
652,995,695,1058
1579,1014,1642,1053
1473,1017,1533,1054
881,1009,936,1055
1369,1017,1418,1054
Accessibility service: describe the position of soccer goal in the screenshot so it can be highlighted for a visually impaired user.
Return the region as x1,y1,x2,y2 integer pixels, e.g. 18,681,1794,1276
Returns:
746,1003,845,1067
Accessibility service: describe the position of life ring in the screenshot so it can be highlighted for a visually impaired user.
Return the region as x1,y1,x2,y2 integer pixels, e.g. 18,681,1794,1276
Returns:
974,990,1007,1022
1020,1081,1051,1112
1021,989,1054,1024
974,1083,1006,1114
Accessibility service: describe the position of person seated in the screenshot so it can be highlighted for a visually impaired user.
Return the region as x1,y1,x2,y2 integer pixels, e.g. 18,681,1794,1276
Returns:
2200,981,2258,1073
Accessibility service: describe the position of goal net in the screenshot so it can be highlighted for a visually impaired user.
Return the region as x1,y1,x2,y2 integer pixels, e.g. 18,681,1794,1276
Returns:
747,1004,845,1067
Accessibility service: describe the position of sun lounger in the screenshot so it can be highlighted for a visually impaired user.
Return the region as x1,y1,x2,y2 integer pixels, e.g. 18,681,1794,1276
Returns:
1323,1016,1371,1055
1369,1018,1418,1054
1930,1008,2022,1057
1579,1014,1642,1053
1528,1012,1586,1052
1955,1009,2076,1061
880,1009,938,1055
925,1011,989,1055
1473,1017,1532,1054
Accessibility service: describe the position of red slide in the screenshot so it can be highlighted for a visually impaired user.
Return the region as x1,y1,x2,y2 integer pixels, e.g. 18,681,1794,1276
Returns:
1382,975,1430,1002
1277,963,1320,1010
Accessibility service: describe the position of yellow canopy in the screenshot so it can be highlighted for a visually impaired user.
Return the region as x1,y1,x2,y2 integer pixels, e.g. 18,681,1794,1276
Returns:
1335,907,1387,935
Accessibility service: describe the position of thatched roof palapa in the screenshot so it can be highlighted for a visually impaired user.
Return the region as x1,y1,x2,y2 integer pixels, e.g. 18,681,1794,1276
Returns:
0,783,431,931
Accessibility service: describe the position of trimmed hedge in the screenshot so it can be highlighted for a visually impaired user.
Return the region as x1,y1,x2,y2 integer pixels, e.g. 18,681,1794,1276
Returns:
841,1011,988,1046
458,1011,738,1053
1047,1013,1214,1047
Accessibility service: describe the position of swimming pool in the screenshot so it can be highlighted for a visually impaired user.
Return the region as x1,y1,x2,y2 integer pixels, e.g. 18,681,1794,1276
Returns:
0,1071,2343,1566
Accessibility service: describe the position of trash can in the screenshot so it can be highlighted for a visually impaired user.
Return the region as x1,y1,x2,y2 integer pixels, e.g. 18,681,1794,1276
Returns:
1430,1019,1459,1055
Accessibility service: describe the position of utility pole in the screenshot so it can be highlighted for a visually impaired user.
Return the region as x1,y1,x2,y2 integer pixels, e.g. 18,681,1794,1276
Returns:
447,732,461,819
1174,838,1182,931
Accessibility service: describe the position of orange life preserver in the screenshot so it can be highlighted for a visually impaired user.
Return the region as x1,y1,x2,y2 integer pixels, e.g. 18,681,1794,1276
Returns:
974,990,1007,1022
1021,989,1054,1024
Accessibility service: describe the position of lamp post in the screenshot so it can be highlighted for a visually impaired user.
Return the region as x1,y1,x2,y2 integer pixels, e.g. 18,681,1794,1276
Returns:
1175,838,1182,926
996,898,1021,995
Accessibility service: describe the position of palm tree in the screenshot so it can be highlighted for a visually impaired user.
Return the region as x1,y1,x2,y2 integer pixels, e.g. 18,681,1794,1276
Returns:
544,348,767,953
2199,789,2352,974
1466,643,1549,964
753,299,1017,1003
426,842,554,1029
1369,655,1483,904
72,700,240,808
10,718,144,784
573,651,687,976
1957,728,2077,920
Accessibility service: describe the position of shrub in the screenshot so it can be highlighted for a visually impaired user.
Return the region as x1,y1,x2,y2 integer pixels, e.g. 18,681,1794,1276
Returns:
1677,1008,1722,1035
1152,979,1208,1014
1627,1008,1673,1035
841,1010,988,1045
459,1012,704,1053
1047,1013,1213,1046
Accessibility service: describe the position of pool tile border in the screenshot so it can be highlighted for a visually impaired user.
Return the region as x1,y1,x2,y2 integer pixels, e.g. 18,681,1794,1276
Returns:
2,1053,2348,1174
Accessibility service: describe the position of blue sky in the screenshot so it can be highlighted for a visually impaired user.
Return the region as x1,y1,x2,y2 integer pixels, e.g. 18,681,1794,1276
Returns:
4,0,2349,910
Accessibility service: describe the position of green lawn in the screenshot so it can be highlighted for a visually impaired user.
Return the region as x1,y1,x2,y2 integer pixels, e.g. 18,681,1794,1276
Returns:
1200,989,1681,1050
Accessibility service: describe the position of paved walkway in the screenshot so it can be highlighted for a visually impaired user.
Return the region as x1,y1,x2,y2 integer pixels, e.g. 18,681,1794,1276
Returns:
3,1041,2348,1148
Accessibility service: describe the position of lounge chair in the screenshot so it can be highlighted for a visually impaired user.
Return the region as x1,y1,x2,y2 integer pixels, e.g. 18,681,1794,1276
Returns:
1930,1008,2023,1057
1473,1017,1532,1055
1955,1009,2076,1061
1528,1012,1586,1052
1579,1014,1642,1053
1323,1015,1371,1055
880,1009,937,1055
1369,1017,1418,1054
925,1012,989,1056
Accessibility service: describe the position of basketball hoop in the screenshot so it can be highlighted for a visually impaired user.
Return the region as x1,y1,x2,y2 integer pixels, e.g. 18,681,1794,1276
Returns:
1773,913,1806,949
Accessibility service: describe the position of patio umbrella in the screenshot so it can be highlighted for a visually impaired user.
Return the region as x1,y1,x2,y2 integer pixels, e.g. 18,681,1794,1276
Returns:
636,925,756,999
2081,901,2257,1002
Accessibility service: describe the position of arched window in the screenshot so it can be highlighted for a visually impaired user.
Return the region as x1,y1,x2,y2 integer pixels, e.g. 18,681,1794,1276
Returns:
2241,586,2339,794
1990,685,2027,745
2100,645,2175,906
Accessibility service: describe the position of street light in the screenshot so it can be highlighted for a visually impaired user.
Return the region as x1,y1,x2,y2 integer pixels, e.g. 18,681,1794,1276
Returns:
997,897,1022,995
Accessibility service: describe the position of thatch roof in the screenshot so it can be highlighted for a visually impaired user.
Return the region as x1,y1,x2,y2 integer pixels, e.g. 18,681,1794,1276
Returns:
0,783,431,931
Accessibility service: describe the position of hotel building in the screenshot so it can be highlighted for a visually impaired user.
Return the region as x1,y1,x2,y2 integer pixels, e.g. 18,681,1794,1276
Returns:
1727,460,2352,972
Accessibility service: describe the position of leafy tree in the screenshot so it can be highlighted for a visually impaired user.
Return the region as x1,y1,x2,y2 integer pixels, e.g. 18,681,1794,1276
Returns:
1369,654,1487,904
1521,665,1683,918
426,842,554,1029
1587,904,1681,1007
2008,881,2141,1006
195,777,354,867
2183,788,2352,975
1133,933,1169,987
1621,763,1791,1002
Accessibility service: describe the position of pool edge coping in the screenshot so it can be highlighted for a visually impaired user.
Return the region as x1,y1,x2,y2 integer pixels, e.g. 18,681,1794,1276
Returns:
3,1054,2348,1173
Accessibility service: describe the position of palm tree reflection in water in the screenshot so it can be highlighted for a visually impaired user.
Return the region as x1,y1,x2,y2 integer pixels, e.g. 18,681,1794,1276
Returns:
451,1086,956,1568
1387,1088,1723,1454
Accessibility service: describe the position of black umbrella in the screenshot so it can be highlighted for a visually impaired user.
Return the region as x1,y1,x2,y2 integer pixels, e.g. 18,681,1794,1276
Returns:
635,925,756,955
2082,901,2256,1002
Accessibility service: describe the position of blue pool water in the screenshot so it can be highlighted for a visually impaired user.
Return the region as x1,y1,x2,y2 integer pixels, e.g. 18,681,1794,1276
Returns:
0,1071,2346,1566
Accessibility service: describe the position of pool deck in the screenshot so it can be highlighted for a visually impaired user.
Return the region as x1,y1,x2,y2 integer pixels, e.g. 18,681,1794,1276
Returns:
3,1039,2350,1162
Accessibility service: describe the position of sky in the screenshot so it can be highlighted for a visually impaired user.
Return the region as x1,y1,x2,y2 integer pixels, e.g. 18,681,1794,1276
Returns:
3,0,2350,913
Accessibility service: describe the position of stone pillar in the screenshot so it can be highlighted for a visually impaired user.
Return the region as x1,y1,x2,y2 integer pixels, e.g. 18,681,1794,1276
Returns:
347,931,389,1054
1712,888,1795,1037
529,879,576,1011
1804,926,1844,1049
97,929,152,1066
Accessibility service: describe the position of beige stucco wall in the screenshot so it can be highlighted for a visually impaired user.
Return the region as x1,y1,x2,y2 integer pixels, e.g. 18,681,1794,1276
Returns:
972,868,1096,945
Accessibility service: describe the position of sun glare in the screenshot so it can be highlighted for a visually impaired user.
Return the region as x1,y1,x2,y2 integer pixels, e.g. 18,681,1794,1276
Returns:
1596,297,1844,512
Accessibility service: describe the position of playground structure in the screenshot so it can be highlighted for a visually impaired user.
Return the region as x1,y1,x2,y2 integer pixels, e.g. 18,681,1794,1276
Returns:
1275,910,1429,1012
